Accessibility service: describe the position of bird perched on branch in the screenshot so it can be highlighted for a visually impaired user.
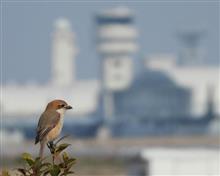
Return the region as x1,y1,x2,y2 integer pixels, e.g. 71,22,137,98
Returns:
35,99,72,159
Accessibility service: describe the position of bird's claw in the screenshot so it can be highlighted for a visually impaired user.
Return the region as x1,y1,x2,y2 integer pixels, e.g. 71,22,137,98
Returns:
47,141,56,154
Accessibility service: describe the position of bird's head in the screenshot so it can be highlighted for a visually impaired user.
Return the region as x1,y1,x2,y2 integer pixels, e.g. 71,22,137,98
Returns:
45,100,72,114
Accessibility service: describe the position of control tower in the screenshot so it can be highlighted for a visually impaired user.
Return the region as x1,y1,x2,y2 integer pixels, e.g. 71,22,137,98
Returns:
51,18,78,87
96,7,138,136
96,7,138,91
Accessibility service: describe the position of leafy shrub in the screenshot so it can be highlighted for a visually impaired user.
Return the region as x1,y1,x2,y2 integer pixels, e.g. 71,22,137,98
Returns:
2,137,76,176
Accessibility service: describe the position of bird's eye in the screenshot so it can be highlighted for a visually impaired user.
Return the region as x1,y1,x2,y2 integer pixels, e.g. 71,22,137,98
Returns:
60,104,65,108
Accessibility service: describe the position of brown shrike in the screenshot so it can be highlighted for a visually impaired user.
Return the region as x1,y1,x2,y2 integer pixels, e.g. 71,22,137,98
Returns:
35,99,72,159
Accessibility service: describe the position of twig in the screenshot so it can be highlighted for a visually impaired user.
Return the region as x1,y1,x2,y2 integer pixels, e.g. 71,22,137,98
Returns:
55,135,70,145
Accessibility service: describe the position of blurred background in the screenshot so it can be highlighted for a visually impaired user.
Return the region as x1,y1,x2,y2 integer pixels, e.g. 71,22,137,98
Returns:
1,1,220,175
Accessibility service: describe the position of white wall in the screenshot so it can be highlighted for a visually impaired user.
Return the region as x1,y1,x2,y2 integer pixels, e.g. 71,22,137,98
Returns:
1,80,99,116
146,55,220,116
142,148,220,175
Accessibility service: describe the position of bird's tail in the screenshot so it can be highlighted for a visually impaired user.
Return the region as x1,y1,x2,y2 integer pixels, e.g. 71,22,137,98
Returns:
39,140,46,159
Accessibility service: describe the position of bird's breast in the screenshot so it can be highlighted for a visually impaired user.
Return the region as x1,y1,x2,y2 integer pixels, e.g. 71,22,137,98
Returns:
47,116,64,142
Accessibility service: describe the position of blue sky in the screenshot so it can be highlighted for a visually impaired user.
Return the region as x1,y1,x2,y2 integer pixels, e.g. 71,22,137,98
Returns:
2,1,219,83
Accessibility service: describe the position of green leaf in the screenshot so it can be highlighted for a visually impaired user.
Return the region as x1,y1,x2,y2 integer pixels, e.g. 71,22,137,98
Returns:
49,165,61,176
39,162,52,170
58,163,65,168
55,144,71,154
33,157,41,169
42,166,53,176
66,164,75,171
22,153,33,160
17,168,27,175
66,158,76,167
62,152,69,162
22,153,34,166
17,142,76,176
43,169,51,176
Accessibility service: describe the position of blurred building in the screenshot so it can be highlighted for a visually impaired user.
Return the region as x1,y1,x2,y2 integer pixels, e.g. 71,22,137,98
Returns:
146,54,220,115
111,70,192,136
114,70,191,119
96,7,138,131
95,7,219,137
1,18,99,117
52,18,78,87
141,148,220,175
96,6,138,91
1,8,219,138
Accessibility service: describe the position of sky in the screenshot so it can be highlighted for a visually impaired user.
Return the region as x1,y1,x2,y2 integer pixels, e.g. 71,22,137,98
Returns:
1,0,219,84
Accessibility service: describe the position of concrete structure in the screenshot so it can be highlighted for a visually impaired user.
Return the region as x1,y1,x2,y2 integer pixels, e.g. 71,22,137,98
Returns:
1,81,99,116
141,148,220,175
96,7,138,127
0,18,98,118
1,9,219,138
52,18,78,87
95,7,139,138
145,54,220,116
111,69,194,136
96,6,138,91
113,70,191,119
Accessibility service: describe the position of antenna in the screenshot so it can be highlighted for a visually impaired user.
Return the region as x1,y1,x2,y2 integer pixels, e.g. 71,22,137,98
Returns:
177,30,206,65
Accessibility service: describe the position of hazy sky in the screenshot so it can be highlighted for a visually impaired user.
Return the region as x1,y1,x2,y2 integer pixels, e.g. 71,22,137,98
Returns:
2,1,219,84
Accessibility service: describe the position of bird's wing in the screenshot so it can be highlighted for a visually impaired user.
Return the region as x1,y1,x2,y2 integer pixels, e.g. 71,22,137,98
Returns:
35,110,60,144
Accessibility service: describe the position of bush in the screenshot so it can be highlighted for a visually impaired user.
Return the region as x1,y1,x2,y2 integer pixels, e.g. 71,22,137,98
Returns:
3,137,76,176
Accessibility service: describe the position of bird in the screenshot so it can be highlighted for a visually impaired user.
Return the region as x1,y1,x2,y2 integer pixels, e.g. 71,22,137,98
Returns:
35,99,72,159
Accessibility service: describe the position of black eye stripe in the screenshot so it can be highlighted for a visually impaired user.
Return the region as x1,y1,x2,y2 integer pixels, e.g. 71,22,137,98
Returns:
59,104,65,107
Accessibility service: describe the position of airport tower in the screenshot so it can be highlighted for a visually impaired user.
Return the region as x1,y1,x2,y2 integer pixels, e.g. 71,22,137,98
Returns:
51,18,78,87
96,7,138,132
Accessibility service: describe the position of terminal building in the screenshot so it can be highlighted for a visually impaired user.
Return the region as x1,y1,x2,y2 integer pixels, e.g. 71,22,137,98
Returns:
1,18,99,117
1,7,219,138
95,7,219,136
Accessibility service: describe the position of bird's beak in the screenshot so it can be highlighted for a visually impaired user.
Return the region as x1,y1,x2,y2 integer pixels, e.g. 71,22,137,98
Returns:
65,105,72,110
